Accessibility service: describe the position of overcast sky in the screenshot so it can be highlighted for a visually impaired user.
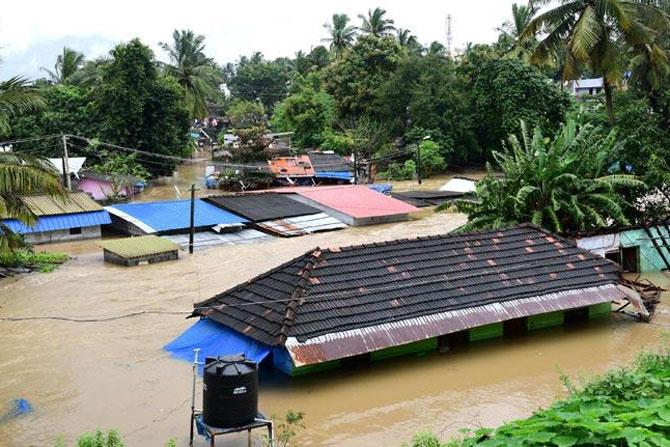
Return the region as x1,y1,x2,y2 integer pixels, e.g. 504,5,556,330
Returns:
0,0,517,80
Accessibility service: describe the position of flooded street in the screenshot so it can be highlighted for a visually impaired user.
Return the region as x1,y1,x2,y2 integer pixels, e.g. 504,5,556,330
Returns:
1,167,669,446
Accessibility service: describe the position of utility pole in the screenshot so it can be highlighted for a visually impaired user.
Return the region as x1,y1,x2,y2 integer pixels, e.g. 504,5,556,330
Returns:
416,144,422,185
353,145,359,185
61,135,71,191
189,184,198,254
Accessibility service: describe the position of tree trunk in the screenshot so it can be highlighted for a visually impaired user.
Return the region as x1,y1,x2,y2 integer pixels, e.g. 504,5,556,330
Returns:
603,77,615,126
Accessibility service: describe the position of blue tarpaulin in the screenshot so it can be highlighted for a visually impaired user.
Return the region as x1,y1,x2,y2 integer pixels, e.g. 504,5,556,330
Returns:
164,319,271,369
368,184,393,195
2,211,111,234
315,171,353,181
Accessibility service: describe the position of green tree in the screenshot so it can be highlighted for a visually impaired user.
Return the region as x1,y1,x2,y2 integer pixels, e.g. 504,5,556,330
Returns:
0,76,44,136
519,0,670,125
396,29,421,53
92,150,149,201
376,54,475,164
41,47,85,85
294,46,330,75
271,75,335,147
322,14,357,59
8,84,97,155
97,39,191,176
496,2,538,58
325,35,404,117
470,58,571,161
227,99,266,129
458,120,642,233
0,152,63,253
226,53,292,111
159,29,222,117
357,7,396,37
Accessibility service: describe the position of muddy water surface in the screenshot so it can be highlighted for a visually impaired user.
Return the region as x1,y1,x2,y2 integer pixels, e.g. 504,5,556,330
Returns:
1,204,669,446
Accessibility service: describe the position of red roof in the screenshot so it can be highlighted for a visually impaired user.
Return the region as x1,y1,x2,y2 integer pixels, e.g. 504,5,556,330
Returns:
268,156,315,177
270,185,420,218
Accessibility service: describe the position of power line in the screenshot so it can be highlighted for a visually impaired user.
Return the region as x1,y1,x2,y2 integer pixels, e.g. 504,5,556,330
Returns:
0,134,62,146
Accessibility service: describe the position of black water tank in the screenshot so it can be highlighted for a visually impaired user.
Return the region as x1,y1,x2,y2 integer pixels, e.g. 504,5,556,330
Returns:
203,355,258,427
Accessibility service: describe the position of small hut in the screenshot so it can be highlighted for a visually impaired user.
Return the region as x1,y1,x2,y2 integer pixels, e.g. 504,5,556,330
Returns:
100,236,180,266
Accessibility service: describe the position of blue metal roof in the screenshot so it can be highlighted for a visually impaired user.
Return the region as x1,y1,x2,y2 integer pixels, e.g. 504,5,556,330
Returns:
315,171,354,180
108,199,247,232
3,210,111,234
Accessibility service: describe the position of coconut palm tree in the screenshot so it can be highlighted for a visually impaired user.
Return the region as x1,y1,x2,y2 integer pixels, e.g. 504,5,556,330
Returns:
0,76,44,136
396,28,421,53
457,120,643,233
159,29,221,118
322,13,357,59
519,0,670,125
41,47,85,84
498,2,539,57
358,8,395,37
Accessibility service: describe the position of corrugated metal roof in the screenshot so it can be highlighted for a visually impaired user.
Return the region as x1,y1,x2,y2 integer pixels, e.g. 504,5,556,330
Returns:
256,213,347,237
574,77,604,89
292,185,419,219
3,210,111,234
308,152,352,172
286,284,621,366
107,199,247,233
268,156,315,177
194,224,622,349
165,229,272,248
99,235,180,258
392,190,464,207
21,192,103,216
205,193,321,222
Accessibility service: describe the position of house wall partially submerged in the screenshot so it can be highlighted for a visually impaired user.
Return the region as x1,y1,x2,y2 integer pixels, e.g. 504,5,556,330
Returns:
269,303,611,376
575,225,670,272
24,225,101,244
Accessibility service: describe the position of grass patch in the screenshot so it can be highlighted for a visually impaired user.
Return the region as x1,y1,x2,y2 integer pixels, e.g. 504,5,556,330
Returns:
405,350,670,447
0,249,69,273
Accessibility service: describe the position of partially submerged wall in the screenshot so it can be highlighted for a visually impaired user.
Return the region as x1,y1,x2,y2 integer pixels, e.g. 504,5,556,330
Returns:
25,225,101,245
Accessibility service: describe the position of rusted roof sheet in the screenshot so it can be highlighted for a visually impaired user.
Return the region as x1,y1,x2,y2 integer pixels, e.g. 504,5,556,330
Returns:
256,213,346,237
194,224,622,350
285,284,622,366
268,156,315,178
21,192,102,216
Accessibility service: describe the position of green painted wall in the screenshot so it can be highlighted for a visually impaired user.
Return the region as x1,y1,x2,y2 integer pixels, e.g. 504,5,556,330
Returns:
469,322,504,342
589,302,612,320
526,311,564,331
371,337,438,362
620,226,670,272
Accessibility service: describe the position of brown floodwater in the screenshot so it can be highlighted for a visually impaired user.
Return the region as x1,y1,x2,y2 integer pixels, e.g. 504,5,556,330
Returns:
1,169,669,446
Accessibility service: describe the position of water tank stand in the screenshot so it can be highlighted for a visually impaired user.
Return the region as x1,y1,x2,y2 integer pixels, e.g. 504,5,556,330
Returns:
188,349,274,447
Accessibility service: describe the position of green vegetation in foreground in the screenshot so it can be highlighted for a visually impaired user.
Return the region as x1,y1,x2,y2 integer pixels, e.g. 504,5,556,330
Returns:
0,249,68,273
405,350,670,447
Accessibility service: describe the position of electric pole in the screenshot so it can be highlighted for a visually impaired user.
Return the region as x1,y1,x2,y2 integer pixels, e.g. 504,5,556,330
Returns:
416,144,422,185
189,184,198,254
61,135,71,191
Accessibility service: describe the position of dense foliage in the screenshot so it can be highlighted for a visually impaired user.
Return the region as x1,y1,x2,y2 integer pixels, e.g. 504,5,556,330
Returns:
457,120,642,233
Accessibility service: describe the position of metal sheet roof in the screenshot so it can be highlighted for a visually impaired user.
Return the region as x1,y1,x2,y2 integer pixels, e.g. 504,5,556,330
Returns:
308,152,352,172
165,229,272,249
286,284,622,366
107,199,247,233
314,171,354,180
205,193,321,222
99,235,180,258
392,190,464,207
272,185,420,219
3,210,111,234
256,213,347,237
194,224,622,349
268,156,315,177
21,192,103,216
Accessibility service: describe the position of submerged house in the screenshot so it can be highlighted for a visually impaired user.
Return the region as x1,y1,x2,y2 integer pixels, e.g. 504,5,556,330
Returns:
76,170,144,201
204,193,346,237
274,185,420,226
167,224,628,376
307,151,353,183
105,199,248,236
574,223,670,272
2,193,111,244
268,156,315,185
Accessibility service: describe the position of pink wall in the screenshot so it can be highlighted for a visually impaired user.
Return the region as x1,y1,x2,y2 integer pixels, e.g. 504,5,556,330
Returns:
78,178,131,201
